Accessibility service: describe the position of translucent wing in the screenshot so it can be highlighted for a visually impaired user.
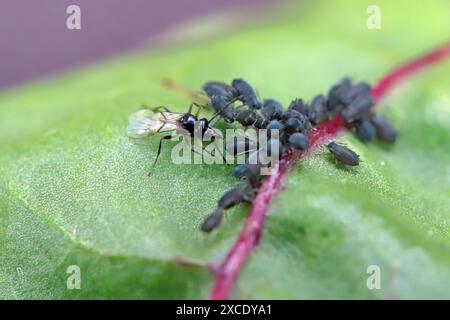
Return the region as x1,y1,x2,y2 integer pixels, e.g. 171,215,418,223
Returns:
127,109,181,138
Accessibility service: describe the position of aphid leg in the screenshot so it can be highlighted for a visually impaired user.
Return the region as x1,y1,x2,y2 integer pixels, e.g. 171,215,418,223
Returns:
224,96,247,111
228,96,242,104
212,138,230,165
208,99,239,124
148,135,172,175
240,184,257,202
183,136,214,164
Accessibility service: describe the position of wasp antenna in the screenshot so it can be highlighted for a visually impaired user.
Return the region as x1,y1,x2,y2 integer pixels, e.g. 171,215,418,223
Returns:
152,106,171,113
209,98,236,123
161,78,209,104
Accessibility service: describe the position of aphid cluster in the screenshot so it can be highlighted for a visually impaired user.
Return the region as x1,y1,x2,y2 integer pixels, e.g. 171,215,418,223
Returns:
199,78,397,231
327,78,397,143
203,79,312,154
127,77,397,232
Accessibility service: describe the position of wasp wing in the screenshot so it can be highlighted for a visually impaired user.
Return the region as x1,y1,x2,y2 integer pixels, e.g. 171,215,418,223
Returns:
127,109,181,138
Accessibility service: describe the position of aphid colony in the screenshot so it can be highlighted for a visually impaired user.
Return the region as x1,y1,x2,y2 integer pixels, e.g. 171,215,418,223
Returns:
127,77,397,232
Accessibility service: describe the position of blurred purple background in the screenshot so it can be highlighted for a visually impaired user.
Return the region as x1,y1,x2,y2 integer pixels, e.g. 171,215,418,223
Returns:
0,0,273,90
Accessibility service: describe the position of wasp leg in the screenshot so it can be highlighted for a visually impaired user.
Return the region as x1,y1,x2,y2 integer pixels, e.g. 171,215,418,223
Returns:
152,106,171,113
148,135,172,176
188,135,229,165
193,103,204,118
212,138,229,165
201,141,229,165
177,135,214,165
154,112,171,133
186,102,206,117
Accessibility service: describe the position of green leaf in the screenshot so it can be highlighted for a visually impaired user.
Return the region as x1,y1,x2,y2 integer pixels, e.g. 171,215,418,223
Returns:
1,0,449,299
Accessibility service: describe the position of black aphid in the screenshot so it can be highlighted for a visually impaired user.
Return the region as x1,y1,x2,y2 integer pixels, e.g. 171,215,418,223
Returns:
282,108,302,120
341,95,374,123
354,119,376,142
266,120,284,138
201,209,224,233
282,109,311,132
341,82,371,105
226,135,258,156
235,109,257,126
253,114,269,129
218,186,249,209
232,78,262,109
371,115,397,144
309,94,329,124
285,117,303,133
210,95,235,123
340,82,371,105
232,164,247,179
201,186,248,233
327,142,360,166
288,98,309,117
202,81,239,102
262,99,284,120
327,77,352,111
288,132,309,150
266,138,285,157
244,164,263,189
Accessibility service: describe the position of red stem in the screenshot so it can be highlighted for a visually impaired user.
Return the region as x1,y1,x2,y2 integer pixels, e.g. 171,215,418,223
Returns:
371,42,450,102
209,42,450,300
